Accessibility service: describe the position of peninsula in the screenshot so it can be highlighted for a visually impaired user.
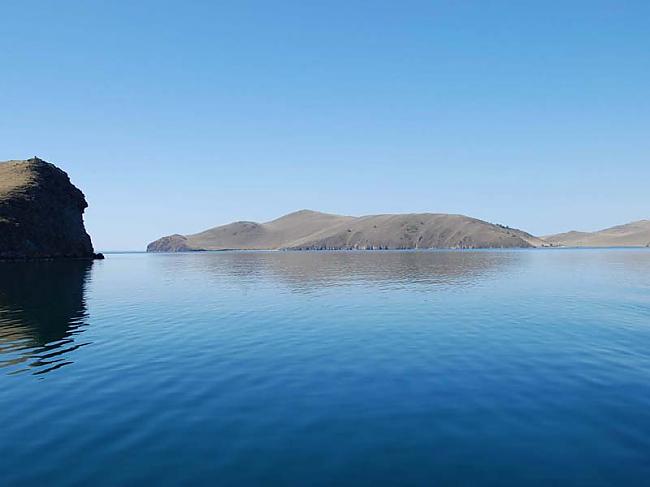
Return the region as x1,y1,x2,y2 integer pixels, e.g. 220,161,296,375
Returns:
147,210,547,252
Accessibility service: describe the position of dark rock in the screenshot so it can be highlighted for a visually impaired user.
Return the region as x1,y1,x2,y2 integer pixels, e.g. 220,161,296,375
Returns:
0,157,100,260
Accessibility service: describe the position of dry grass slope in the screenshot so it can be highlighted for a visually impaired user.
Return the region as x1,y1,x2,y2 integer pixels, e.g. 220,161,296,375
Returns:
544,221,650,247
0,160,39,198
148,210,544,251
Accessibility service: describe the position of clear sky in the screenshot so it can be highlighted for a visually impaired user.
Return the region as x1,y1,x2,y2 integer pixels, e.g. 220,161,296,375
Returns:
1,1,648,251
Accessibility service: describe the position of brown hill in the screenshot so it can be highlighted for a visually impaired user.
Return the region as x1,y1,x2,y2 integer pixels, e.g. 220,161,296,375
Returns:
544,220,650,247
147,210,545,252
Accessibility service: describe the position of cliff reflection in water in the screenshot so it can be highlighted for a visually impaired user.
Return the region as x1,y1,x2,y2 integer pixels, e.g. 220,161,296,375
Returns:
0,261,93,375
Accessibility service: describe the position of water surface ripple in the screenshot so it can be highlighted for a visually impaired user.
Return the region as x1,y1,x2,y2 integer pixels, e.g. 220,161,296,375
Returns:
1,250,650,486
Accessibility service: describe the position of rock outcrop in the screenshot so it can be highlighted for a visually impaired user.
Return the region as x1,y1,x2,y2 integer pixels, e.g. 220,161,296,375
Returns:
148,209,545,252
146,234,196,252
0,157,102,260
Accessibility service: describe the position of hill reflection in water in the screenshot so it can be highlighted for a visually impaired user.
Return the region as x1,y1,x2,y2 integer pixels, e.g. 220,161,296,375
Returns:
2,251,650,485
159,250,516,293
0,261,93,375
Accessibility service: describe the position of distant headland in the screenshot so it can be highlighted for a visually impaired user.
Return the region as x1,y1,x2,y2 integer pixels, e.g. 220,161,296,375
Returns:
544,221,650,248
148,210,544,252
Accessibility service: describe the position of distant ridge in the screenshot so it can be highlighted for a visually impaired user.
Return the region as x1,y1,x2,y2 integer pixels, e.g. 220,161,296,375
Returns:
147,210,546,252
544,220,650,247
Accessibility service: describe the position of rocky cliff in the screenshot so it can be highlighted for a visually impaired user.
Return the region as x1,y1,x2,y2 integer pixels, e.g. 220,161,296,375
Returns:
0,157,102,260
148,210,546,252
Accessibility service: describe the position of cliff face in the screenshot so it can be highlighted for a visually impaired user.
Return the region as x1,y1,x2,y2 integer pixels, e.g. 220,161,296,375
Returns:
0,157,101,260
148,210,545,252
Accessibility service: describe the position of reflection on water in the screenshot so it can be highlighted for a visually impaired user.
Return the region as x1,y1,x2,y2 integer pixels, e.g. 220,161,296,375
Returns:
0,261,92,375
1,250,650,485
161,250,517,293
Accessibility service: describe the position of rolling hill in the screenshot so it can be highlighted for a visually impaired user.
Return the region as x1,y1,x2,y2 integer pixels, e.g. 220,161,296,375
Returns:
544,220,650,247
147,210,546,252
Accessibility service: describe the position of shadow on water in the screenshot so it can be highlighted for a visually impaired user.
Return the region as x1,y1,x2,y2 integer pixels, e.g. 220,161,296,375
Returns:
0,260,93,376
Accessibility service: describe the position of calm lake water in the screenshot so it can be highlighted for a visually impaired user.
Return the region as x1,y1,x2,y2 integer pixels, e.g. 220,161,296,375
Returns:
1,250,650,486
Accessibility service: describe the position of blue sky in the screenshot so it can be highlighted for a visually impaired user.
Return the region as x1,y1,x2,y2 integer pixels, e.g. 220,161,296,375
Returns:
1,1,648,250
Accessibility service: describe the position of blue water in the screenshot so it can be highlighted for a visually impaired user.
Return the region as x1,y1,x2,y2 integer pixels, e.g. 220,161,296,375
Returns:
1,250,650,486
